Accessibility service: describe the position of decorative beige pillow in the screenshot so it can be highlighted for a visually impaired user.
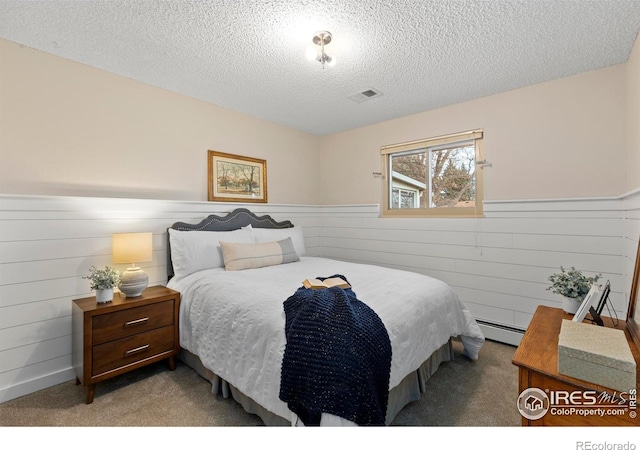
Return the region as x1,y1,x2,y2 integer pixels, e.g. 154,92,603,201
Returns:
219,237,300,271
253,226,306,256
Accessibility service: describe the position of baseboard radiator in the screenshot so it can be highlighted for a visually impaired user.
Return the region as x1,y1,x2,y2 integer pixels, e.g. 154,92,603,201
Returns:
476,320,525,347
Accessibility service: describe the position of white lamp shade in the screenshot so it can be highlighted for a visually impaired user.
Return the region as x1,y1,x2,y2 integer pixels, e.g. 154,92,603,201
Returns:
112,232,153,265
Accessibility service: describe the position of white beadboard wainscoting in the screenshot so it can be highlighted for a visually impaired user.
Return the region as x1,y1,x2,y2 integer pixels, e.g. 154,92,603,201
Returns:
0,195,325,403
321,192,639,347
0,192,639,403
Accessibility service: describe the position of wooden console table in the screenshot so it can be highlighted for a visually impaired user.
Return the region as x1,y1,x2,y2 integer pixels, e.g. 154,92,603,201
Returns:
512,305,639,426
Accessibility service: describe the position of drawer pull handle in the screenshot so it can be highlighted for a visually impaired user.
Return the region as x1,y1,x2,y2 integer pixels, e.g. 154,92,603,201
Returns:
125,344,150,356
124,317,149,327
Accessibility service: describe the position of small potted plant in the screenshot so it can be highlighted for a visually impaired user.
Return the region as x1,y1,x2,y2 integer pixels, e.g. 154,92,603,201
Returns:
83,265,121,303
547,266,601,314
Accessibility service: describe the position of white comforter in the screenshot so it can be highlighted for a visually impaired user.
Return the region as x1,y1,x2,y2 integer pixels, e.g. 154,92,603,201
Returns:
168,257,484,422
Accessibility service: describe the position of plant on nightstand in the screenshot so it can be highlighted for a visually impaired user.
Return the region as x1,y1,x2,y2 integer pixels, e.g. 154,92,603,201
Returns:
547,266,601,314
83,265,121,303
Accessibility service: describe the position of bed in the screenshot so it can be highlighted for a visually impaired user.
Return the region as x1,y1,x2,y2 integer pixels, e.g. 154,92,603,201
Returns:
166,208,485,426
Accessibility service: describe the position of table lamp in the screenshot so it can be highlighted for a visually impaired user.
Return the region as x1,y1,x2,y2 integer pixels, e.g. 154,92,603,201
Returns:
112,232,153,297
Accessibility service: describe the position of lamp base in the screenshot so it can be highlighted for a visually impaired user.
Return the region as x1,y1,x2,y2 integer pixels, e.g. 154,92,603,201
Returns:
119,267,149,298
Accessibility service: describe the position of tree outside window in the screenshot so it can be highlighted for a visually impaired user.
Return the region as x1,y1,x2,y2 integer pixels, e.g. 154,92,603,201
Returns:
381,130,483,217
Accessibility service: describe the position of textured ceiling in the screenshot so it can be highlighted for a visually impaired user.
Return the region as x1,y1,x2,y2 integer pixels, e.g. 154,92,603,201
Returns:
1,1,640,136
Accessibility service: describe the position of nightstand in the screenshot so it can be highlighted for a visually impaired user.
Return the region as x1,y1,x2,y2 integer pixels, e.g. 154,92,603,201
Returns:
72,285,180,404
512,305,639,426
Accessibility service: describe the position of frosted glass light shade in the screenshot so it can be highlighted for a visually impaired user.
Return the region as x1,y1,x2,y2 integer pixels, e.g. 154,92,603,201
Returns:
112,232,153,297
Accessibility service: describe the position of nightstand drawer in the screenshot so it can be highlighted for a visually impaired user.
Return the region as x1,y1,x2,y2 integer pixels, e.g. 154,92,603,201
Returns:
92,300,175,345
92,325,175,376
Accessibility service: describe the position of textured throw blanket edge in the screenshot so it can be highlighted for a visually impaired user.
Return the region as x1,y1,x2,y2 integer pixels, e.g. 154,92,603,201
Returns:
279,275,392,426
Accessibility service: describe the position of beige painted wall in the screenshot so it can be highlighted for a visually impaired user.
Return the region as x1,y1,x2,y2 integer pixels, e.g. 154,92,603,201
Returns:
0,38,633,205
0,39,321,203
627,32,640,193
318,64,627,204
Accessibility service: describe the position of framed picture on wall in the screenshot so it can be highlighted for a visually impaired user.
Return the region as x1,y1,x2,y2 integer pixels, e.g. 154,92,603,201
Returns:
208,151,268,203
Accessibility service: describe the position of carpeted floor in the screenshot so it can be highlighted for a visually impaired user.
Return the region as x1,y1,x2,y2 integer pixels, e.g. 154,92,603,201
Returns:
0,339,520,427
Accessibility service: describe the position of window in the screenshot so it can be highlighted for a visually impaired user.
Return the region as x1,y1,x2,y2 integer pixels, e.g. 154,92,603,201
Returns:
392,187,419,208
381,129,484,217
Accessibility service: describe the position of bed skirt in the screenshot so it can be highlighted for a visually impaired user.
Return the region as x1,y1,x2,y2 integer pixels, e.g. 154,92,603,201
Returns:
178,339,454,426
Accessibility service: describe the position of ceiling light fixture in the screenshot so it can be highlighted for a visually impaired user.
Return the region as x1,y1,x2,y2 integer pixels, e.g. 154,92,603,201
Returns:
306,30,335,69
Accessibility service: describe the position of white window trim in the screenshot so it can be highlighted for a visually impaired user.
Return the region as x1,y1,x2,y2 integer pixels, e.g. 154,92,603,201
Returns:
391,186,420,208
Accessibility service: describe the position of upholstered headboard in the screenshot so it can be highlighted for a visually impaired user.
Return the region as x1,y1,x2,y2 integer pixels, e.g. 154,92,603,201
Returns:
166,208,294,280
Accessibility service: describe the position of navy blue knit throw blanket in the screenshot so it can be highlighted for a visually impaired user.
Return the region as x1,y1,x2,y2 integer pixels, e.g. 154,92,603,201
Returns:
279,275,392,426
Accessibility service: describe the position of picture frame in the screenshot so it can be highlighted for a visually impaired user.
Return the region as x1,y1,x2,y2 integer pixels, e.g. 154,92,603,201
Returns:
208,151,267,203
587,280,611,327
594,280,611,316
572,283,601,323
626,237,640,349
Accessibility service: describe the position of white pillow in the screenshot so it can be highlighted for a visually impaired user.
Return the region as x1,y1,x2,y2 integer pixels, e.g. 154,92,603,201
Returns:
220,237,300,271
252,227,306,257
168,227,255,279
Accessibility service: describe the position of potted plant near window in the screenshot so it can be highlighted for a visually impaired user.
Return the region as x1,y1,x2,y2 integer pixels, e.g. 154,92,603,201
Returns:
83,265,121,303
547,266,601,314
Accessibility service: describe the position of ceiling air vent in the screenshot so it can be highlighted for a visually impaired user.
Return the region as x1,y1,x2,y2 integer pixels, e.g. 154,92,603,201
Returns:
348,88,383,103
